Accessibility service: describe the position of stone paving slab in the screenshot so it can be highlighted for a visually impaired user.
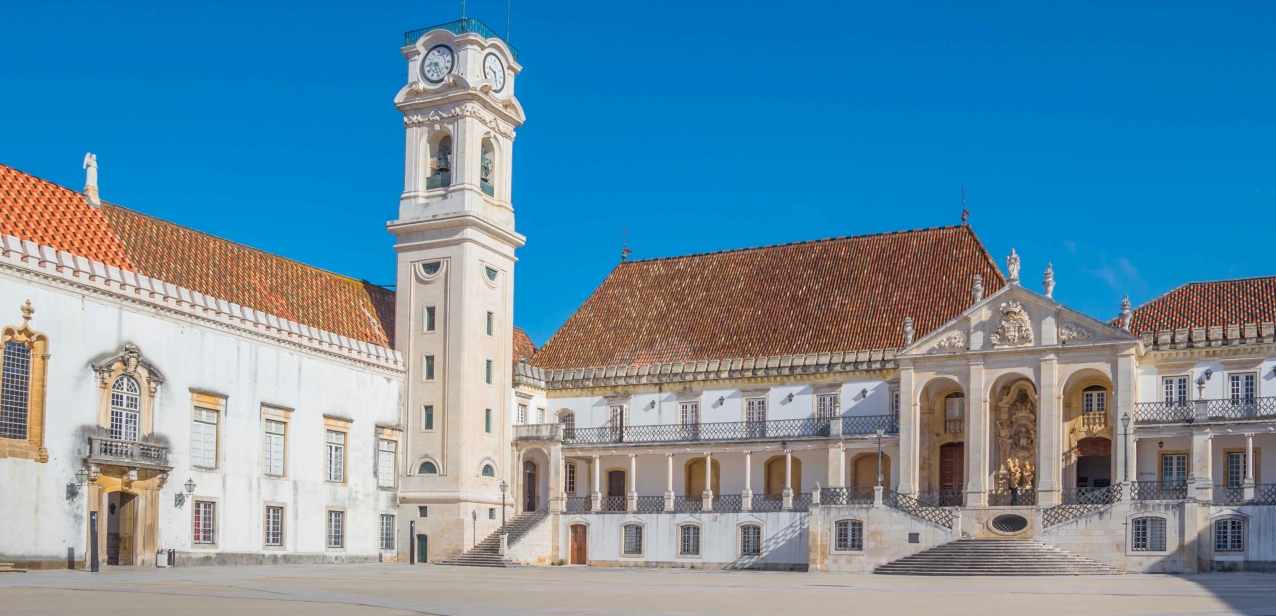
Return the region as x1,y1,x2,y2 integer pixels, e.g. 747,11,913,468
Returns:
1,563,1273,616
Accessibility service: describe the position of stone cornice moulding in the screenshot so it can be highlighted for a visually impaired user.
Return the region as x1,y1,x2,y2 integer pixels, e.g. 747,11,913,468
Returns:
514,348,900,391
0,234,404,373
1138,323,1275,352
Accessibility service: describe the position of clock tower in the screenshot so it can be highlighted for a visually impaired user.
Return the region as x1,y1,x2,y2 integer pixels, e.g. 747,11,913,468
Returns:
388,20,525,563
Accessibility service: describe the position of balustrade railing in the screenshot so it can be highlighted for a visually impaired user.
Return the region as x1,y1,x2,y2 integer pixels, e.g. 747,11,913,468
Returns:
564,496,589,513
987,488,1036,506
403,18,520,60
1130,480,1188,501
918,490,965,507
1081,412,1107,430
564,416,885,446
712,494,743,512
944,417,964,434
87,436,170,468
752,494,785,511
512,423,561,441
635,495,666,513
820,486,875,506
1133,401,1194,424
1212,485,1245,505
1207,397,1276,420
883,489,955,529
673,495,703,513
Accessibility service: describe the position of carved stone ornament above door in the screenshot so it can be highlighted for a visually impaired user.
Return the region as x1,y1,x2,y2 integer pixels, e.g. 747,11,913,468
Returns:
989,301,1033,348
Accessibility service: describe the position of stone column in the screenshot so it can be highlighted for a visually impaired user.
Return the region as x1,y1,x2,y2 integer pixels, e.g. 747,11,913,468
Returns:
1114,350,1136,489
965,358,988,506
701,452,714,511
627,454,638,512
742,451,753,511
591,454,601,511
1037,354,1061,506
1130,437,1139,483
782,449,794,509
898,362,919,494
1191,429,1213,502
664,453,675,511
828,444,845,488
548,443,564,513
1244,433,1256,501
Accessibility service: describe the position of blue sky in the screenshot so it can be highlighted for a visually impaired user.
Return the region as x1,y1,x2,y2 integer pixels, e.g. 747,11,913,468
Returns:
2,1,1274,345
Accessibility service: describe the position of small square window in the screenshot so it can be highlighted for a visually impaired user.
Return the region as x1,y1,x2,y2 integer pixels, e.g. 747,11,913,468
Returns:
1132,517,1166,552
488,508,495,520
418,506,429,517
908,532,920,544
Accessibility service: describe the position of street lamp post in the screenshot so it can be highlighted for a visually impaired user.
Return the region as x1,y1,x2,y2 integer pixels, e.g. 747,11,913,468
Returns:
875,427,885,487
499,480,508,536
1120,412,1131,482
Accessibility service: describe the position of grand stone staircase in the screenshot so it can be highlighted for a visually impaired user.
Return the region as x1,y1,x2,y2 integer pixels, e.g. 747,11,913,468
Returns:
440,509,549,567
874,539,1120,576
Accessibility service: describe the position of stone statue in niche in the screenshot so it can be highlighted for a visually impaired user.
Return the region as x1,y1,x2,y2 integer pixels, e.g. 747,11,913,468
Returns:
989,301,1034,347
480,151,492,183
995,386,1038,491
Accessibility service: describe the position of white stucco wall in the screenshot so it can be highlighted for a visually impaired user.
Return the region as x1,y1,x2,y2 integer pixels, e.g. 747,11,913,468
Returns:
560,511,809,569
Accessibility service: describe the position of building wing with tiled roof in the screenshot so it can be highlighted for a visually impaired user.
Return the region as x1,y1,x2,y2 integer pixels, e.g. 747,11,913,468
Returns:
1126,276,1276,335
0,163,394,348
529,225,1005,370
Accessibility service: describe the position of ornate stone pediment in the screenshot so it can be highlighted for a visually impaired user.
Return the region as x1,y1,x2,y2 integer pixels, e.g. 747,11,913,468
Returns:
990,301,1033,348
1058,323,1093,342
933,330,967,352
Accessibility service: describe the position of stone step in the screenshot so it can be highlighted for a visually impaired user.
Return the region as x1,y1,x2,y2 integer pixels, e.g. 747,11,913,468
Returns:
440,510,549,568
0,563,27,574
875,540,1120,576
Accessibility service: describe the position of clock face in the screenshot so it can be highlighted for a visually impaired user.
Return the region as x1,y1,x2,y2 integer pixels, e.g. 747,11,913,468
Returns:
420,45,454,83
483,53,506,93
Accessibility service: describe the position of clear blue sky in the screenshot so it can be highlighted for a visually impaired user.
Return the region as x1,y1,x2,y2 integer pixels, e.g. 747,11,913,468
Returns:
3,2,1274,346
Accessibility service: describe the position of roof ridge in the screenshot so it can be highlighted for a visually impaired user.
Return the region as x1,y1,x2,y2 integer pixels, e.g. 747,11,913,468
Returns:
100,202,393,296
620,224,971,265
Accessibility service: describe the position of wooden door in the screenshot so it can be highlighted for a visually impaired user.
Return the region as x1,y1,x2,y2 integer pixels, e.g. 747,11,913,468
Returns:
523,460,538,512
569,524,587,564
416,535,428,564
118,494,136,565
607,470,625,510
939,443,964,492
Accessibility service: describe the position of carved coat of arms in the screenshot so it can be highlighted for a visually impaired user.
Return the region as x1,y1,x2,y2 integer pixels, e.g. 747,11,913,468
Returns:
989,301,1033,347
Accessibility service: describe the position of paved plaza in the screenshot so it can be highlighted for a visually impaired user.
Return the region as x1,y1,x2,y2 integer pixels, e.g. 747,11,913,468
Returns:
1,564,1275,616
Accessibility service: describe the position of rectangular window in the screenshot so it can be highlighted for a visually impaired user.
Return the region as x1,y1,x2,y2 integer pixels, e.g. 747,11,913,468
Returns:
623,524,643,556
418,506,428,517
486,311,493,336
517,404,527,424
327,510,344,548
485,359,493,384
679,401,700,425
0,340,31,440
1083,390,1106,414
745,398,767,423
380,514,395,550
537,408,545,424
679,525,700,556
488,508,495,520
835,519,863,551
424,355,435,380
1132,517,1166,551
423,405,434,430
265,505,283,547
1227,452,1247,487
264,420,286,476
377,439,397,488
191,407,219,469
740,524,762,556
193,501,216,544
1161,454,1187,485
564,462,577,495
326,431,345,482
892,390,900,418
485,409,492,433
1163,377,1188,405
609,405,626,427
816,394,839,420
1230,373,1257,403
425,306,436,332
1214,519,1244,552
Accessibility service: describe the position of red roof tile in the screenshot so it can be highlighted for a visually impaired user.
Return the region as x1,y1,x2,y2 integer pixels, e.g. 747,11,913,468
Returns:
1128,276,1276,334
530,225,1004,370
0,164,394,348
513,327,537,362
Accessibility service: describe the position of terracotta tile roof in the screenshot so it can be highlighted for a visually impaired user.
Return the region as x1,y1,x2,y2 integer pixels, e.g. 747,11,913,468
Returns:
0,164,394,348
1127,276,1276,334
530,225,1004,370
0,164,133,268
512,327,537,362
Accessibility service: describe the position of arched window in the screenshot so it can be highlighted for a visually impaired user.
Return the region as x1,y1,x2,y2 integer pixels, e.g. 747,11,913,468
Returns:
835,519,864,551
1,300,50,462
622,523,643,556
482,464,495,477
110,376,141,441
1214,518,1245,552
740,524,762,556
944,392,965,434
418,461,438,474
428,136,452,189
559,411,576,440
1131,516,1166,551
479,138,495,197
678,524,701,556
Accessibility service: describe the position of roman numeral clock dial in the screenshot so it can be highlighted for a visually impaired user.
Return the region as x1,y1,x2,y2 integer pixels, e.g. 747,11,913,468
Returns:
483,53,506,93
420,44,454,83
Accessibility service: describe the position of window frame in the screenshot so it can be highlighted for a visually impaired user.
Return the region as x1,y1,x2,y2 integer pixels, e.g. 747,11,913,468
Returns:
621,522,645,557
380,514,396,551
264,503,285,549
833,518,864,553
0,305,49,461
1228,372,1258,404
422,404,435,431
486,311,494,337
739,523,763,557
192,499,218,548
190,405,220,470
326,508,346,550
564,461,577,495
1131,516,1167,552
418,459,439,475
377,438,398,489
1213,518,1245,553
485,408,492,433
816,393,839,420
517,403,527,425
424,305,437,333
1162,376,1189,406
677,523,702,558
325,429,347,484
109,376,142,442
263,419,287,477
485,359,493,384
424,354,436,381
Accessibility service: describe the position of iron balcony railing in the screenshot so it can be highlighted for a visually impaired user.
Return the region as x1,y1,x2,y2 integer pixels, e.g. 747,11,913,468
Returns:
1212,485,1245,505
820,486,875,506
884,489,955,529
1207,397,1276,420
635,495,666,513
791,492,813,512
987,488,1036,507
562,415,896,446
1133,401,1194,424
1255,484,1276,505
673,495,703,513
403,18,520,61
87,436,170,469
1130,480,1188,501
1061,486,1119,505
918,490,966,507
752,494,785,511
1043,484,1122,527
712,494,743,512
564,496,589,513
600,496,627,512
